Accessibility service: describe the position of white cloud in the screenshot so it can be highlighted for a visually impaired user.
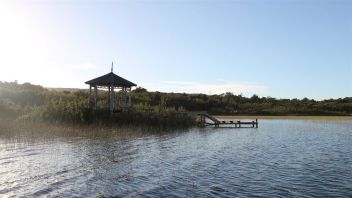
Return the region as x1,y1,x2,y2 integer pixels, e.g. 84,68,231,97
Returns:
142,81,268,96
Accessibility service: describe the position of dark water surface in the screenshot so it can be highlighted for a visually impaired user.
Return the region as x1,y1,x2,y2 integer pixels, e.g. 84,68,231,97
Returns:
1,120,352,197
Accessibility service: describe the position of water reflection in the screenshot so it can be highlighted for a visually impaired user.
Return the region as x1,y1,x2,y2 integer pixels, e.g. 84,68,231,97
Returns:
1,120,352,197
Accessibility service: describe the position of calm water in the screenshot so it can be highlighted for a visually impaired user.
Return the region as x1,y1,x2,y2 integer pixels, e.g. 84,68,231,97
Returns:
1,119,352,197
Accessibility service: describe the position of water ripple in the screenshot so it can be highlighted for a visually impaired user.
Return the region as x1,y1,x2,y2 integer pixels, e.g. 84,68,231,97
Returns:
1,120,352,197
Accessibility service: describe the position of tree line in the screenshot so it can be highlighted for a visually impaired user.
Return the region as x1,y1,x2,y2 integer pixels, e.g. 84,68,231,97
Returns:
132,87,352,116
0,81,351,124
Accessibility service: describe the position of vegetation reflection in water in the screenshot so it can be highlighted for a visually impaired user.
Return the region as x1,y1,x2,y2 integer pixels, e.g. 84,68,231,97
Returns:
1,119,352,197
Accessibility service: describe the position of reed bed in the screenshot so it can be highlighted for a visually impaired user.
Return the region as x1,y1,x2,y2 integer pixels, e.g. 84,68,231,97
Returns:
0,114,194,141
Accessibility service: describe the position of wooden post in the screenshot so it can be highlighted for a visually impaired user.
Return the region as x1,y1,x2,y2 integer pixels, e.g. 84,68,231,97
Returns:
120,87,123,108
94,86,97,109
111,86,115,111
200,114,206,126
128,94,131,106
128,87,131,106
124,87,127,106
88,85,92,108
108,86,111,111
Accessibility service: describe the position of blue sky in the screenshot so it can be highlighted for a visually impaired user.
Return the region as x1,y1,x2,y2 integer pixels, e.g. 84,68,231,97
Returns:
0,0,351,99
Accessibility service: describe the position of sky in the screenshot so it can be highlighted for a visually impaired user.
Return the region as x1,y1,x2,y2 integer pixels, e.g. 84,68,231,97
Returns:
0,0,351,100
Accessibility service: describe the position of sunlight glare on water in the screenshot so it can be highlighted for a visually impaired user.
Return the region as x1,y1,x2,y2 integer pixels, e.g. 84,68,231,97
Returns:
1,120,352,197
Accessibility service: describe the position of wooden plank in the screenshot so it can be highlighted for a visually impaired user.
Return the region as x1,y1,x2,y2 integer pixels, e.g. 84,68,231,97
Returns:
194,111,258,128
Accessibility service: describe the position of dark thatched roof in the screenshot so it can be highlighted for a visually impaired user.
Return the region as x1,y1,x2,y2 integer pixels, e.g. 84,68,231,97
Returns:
85,72,137,87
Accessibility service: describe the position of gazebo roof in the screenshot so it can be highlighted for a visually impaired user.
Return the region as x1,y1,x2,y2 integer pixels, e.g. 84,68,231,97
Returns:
85,72,137,87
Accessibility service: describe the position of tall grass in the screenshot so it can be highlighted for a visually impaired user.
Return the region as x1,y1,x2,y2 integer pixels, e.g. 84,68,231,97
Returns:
22,104,196,129
0,116,193,142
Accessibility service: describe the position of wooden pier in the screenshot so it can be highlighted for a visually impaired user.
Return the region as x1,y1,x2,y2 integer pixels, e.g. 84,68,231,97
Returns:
193,111,258,128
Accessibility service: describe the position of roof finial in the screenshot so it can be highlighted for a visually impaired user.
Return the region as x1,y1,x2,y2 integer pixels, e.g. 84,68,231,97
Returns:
111,61,113,73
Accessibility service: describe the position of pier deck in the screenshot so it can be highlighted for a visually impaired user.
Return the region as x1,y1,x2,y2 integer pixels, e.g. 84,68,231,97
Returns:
192,111,258,128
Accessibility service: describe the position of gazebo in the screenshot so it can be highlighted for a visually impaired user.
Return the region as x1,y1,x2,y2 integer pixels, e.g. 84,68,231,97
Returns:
85,63,137,112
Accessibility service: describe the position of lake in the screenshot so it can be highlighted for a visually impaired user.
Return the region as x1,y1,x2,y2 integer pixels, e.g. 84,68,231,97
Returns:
1,119,352,197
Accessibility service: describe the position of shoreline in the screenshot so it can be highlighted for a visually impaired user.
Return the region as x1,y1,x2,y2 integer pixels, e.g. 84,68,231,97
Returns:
215,115,352,120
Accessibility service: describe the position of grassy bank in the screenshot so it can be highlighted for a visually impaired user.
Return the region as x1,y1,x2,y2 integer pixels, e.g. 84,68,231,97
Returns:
1,81,351,130
1,81,352,118
0,81,196,129
15,109,197,130
76,109,197,128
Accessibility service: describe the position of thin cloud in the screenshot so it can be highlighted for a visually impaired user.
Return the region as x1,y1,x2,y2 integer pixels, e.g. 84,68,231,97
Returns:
142,81,268,96
49,62,97,71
